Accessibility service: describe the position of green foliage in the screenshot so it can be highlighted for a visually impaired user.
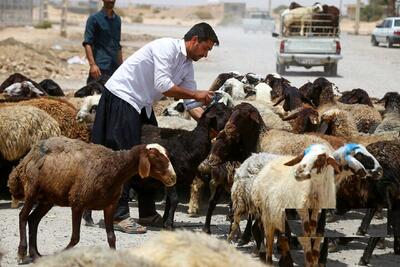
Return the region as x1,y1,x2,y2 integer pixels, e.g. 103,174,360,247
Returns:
194,10,214,20
152,8,161,14
34,20,52,29
131,15,143,23
361,4,384,21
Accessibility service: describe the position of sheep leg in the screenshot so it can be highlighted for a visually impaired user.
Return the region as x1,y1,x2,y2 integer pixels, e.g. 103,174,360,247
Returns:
28,203,53,260
298,237,313,267
264,225,275,264
227,208,241,242
65,207,84,249
202,184,224,234
238,215,253,246
297,209,311,236
18,198,35,263
187,176,204,216
358,237,380,266
252,219,266,261
357,208,377,235
103,204,116,249
311,237,323,266
309,209,320,237
163,186,178,229
278,235,294,267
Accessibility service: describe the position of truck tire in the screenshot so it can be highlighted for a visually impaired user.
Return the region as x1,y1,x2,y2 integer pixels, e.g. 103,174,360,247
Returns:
371,35,378,46
387,37,393,48
276,63,285,74
329,63,338,77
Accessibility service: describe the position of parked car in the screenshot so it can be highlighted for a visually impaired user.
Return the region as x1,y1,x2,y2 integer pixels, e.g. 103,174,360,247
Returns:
242,11,275,33
371,17,400,48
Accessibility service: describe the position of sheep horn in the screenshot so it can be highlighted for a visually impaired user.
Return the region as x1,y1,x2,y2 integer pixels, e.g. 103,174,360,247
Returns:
273,95,286,106
327,157,341,174
284,153,305,166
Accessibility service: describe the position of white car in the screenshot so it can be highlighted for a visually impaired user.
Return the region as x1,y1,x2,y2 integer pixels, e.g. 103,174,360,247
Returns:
371,17,400,48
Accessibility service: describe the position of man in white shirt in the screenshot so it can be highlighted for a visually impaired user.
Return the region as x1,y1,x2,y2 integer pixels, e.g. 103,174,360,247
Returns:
84,22,219,233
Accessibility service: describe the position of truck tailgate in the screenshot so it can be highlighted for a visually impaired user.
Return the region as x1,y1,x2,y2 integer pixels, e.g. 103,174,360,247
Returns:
284,38,338,54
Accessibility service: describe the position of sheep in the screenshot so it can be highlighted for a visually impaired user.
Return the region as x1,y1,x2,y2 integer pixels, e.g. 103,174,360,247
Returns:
208,72,241,92
0,72,43,93
264,73,291,101
374,92,400,134
282,3,324,36
140,103,232,228
74,75,109,97
208,103,331,167
338,88,373,107
1,97,91,142
161,99,191,119
221,78,246,100
8,136,176,263
38,79,64,96
31,246,157,267
76,94,102,123
228,152,281,242
127,230,269,267
3,81,45,98
157,116,197,131
273,85,313,112
251,144,339,266
0,106,61,162
282,104,320,134
319,108,399,146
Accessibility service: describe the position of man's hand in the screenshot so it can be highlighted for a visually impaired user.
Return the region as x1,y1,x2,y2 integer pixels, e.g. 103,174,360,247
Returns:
89,64,102,80
194,90,214,105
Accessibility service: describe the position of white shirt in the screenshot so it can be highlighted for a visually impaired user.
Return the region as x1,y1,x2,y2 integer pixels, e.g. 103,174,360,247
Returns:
105,38,197,118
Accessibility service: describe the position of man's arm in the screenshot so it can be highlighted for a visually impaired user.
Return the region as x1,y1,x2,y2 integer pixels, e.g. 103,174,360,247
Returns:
84,44,101,80
163,85,214,104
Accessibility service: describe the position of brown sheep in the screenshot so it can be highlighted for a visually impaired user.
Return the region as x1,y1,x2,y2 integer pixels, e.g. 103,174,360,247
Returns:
8,136,176,263
0,97,90,142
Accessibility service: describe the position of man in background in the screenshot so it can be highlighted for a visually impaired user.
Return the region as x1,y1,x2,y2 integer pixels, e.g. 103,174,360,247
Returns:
83,0,122,84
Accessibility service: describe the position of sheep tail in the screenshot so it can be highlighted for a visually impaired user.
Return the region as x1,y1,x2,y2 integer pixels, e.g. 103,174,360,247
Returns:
8,165,24,200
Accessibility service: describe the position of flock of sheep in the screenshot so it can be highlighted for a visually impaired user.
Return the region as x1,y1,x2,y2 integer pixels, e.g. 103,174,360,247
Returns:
0,70,399,267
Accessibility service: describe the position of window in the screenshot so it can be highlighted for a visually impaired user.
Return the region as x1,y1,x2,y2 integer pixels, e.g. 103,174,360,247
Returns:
383,19,393,28
394,19,400,27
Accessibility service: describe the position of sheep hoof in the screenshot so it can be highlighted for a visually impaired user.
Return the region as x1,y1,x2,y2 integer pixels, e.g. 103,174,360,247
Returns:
202,227,211,234
358,257,368,266
17,255,32,265
163,223,174,230
356,228,366,236
279,254,294,267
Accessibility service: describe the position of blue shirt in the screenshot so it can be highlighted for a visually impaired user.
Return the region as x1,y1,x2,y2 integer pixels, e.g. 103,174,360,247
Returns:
83,9,121,72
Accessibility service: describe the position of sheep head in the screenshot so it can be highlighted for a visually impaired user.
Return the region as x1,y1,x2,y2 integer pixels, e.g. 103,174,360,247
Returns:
199,102,232,139
139,144,176,187
264,73,291,101
378,92,400,113
283,105,319,134
334,144,383,180
284,144,340,181
208,103,266,166
162,100,186,116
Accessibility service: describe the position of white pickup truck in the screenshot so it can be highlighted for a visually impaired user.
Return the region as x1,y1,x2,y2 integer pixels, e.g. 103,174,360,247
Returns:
273,12,342,76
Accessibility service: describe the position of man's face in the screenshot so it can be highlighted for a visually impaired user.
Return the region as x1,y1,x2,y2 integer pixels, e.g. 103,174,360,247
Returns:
103,0,115,9
187,36,215,62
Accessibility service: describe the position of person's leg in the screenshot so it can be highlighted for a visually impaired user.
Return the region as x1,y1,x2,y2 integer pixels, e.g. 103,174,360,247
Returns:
131,109,161,221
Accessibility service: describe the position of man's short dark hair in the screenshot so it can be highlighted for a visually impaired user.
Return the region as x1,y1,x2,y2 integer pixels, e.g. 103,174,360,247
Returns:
184,22,219,46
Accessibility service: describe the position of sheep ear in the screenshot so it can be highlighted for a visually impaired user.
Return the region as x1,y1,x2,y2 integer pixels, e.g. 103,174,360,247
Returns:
284,153,304,166
138,149,151,178
250,110,261,124
327,157,341,173
282,112,299,121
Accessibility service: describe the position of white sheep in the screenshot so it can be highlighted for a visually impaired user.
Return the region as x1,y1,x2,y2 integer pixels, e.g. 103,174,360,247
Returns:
76,94,102,123
282,3,324,36
127,230,269,267
3,81,44,97
228,152,281,242
157,116,197,131
251,144,339,266
221,78,246,100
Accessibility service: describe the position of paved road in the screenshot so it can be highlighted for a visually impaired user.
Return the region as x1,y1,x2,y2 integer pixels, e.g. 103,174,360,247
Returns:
123,24,400,98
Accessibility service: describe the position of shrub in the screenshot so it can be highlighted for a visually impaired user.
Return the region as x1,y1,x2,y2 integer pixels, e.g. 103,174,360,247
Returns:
131,15,143,23
34,20,52,29
361,4,384,22
194,10,214,20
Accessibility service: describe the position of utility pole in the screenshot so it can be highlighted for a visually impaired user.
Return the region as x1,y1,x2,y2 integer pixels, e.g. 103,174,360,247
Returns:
60,0,67,37
354,0,361,35
268,0,272,17
43,0,48,21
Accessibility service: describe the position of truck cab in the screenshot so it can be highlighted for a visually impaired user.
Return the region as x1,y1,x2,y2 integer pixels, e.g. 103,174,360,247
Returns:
273,9,342,76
